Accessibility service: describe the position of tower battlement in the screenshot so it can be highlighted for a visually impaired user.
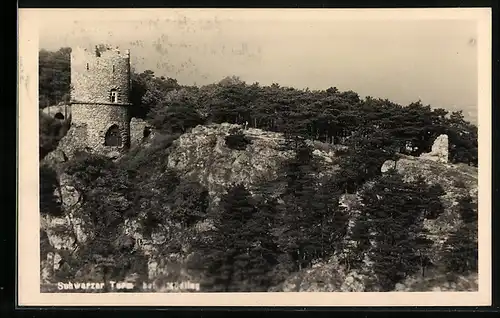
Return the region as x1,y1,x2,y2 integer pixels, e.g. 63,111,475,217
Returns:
71,45,130,59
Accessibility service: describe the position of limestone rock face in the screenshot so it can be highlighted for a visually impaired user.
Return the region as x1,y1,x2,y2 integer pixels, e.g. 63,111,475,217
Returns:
340,271,368,292
270,260,346,292
40,172,90,256
420,134,449,163
43,149,68,165
40,123,477,292
380,160,396,173
394,271,478,292
167,123,338,197
270,256,375,292
56,123,89,159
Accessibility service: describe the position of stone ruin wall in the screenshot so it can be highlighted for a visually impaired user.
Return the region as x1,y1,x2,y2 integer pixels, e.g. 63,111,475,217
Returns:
419,134,449,164
130,118,155,148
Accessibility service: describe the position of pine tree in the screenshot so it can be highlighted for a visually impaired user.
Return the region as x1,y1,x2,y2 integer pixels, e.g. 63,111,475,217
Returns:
278,139,348,270
202,184,278,291
354,171,435,291
170,180,209,227
336,127,398,194
278,140,318,269
442,194,478,274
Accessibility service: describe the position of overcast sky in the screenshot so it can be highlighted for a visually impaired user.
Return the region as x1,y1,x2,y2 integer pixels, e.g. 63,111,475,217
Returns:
38,9,479,123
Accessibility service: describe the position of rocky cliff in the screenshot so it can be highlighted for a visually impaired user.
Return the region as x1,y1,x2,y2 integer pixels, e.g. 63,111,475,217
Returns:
167,123,340,197
40,124,478,292
40,123,342,290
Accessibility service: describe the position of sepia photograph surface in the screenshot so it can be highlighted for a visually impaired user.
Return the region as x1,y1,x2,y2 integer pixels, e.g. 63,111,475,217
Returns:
18,8,492,306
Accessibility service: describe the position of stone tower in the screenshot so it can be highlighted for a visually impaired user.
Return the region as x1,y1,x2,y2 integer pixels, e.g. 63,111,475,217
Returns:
70,45,132,155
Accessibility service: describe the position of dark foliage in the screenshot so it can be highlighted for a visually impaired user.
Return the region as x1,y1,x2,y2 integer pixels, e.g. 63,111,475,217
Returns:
335,127,398,193
225,132,252,150
351,171,444,291
39,47,71,108
277,138,348,271
39,164,62,216
47,148,212,284
457,194,477,224
442,194,478,274
130,70,181,119
39,111,70,159
198,184,279,291
442,223,478,274
170,180,210,227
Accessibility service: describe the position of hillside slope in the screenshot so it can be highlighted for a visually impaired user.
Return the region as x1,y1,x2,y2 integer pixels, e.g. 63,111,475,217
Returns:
272,154,478,292
40,124,478,292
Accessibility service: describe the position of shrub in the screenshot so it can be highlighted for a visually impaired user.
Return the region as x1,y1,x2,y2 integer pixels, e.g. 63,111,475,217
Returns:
442,223,478,274
453,179,467,189
225,133,251,150
39,112,69,159
39,164,62,216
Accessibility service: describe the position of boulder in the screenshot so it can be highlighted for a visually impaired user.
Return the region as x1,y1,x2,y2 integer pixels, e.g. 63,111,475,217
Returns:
43,149,68,165
381,160,397,173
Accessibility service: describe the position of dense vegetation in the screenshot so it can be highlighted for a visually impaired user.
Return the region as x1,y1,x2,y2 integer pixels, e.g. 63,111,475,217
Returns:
39,48,478,292
350,172,445,291
39,48,71,108
39,48,478,166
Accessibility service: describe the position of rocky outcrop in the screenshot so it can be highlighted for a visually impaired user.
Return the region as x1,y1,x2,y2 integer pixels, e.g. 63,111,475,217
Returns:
167,123,338,197
381,155,477,236
378,148,478,291
270,256,375,292
40,123,342,289
41,251,63,283
270,260,346,292
55,123,90,159
394,271,478,292
43,149,69,166
419,134,449,163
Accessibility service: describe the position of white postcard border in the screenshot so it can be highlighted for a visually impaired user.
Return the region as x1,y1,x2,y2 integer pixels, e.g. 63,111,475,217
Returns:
18,8,492,307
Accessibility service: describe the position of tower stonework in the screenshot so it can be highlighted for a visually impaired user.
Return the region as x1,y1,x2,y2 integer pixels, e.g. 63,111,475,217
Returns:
70,45,132,155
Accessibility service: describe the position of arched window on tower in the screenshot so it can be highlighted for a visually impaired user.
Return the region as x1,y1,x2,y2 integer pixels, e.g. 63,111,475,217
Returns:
104,124,122,147
86,63,89,70
110,89,118,103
